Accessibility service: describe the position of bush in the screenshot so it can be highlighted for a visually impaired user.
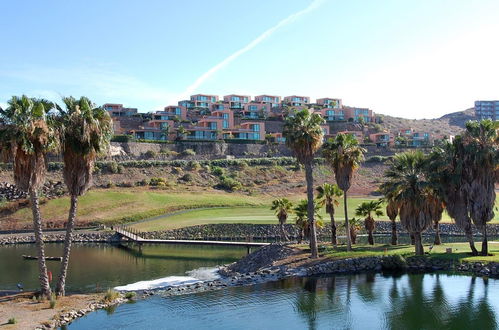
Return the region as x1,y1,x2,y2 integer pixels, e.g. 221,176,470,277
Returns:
187,160,201,171
216,176,242,191
136,179,149,186
104,181,115,188
211,166,225,176
103,289,120,302
49,293,57,309
108,162,119,174
366,155,391,163
180,173,194,182
180,149,196,157
8,318,17,324
143,150,157,159
149,177,168,186
125,292,136,300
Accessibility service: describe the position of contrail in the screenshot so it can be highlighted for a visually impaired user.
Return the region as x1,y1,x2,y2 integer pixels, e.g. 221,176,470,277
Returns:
175,0,326,101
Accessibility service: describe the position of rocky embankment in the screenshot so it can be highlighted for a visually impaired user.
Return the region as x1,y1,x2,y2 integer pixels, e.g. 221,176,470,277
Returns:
0,232,114,245
0,181,65,202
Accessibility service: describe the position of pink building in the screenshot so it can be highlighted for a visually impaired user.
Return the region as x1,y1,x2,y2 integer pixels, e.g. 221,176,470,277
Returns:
223,94,250,109
283,95,310,107
254,95,281,109
369,132,394,147
103,103,138,117
242,102,271,119
225,122,265,141
190,94,219,108
314,108,346,121
316,98,342,109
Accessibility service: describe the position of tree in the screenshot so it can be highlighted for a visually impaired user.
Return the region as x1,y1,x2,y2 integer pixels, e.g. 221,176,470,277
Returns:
380,151,435,255
316,183,343,246
176,125,187,140
462,120,498,255
427,139,478,255
294,199,323,244
323,133,366,251
385,199,399,245
283,109,324,258
0,95,57,297
343,217,362,244
270,198,293,242
355,200,383,245
54,96,113,296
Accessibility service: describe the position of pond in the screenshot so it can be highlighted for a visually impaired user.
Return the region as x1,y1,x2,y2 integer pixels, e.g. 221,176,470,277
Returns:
0,243,245,293
68,272,499,330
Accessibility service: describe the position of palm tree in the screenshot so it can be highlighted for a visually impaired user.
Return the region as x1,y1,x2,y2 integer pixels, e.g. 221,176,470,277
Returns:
294,199,323,244
54,96,113,296
380,151,435,255
283,109,324,258
323,133,366,251
316,183,343,246
355,200,383,245
427,139,478,254
0,95,57,297
270,198,293,242
385,198,399,245
462,120,498,255
343,217,363,244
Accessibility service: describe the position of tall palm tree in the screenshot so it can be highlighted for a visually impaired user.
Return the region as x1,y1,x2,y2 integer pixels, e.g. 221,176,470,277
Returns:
462,120,498,255
427,139,478,254
380,151,435,255
385,198,399,245
355,200,383,245
316,183,343,246
270,198,293,242
283,109,324,258
323,133,366,251
0,95,57,297
294,199,323,244
54,96,112,296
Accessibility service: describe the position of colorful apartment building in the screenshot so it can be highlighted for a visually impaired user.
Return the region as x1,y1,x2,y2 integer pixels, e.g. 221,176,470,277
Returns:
242,102,271,119
314,108,346,121
104,103,138,117
223,94,250,109
283,95,310,107
189,94,219,109
397,129,432,147
254,95,281,109
316,98,342,109
475,100,499,121
369,132,395,147
342,107,374,123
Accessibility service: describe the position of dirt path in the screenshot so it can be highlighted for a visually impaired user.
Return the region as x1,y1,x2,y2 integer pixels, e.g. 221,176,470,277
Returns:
0,292,101,329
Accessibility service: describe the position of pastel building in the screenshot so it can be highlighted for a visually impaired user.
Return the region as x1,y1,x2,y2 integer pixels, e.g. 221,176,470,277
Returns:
242,102,271,119
397,129,432,147
315,108,346,121
186,109,233,140
254,95,281,109
316,98,342,109
223,94,250,109
369,132,394,147
475,100,499,120
336,130,364,142
225,122,265,141
190,94,219,109
283,95,310,107
104,103,138,117
342,107,374,123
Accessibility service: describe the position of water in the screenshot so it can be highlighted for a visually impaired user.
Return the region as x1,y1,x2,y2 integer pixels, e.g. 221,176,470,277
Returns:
69,273,499,330
0,243,245,293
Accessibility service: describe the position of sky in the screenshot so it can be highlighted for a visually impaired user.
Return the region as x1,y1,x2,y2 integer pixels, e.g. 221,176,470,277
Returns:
1,0,498,119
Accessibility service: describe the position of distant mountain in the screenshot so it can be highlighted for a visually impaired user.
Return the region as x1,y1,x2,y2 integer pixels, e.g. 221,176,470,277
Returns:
376,108,475,137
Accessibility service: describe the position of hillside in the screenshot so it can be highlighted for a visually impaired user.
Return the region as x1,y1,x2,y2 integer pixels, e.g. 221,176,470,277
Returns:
377,108,475,137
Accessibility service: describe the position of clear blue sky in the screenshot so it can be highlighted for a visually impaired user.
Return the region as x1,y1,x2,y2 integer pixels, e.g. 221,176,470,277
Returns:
1,0,498,118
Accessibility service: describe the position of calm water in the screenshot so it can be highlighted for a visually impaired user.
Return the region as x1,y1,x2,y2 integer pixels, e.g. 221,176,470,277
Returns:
69,273,499,330
0,243,245,292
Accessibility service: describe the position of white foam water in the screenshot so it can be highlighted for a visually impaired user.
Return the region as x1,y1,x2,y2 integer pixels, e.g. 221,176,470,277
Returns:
114,267,220,291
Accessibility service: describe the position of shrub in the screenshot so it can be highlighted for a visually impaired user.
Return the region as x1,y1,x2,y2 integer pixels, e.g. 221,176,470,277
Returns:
49,293,57,309
136,179,149,186
104,181,115,188
180,173,194,182
211,166,225,176
187,160,201,171
216,176,242,191
125,292,136,300
107,162,119,174
149,177,168,186
103,289,120,302
8,318,17,324
143,150,157,159
180,149,196,157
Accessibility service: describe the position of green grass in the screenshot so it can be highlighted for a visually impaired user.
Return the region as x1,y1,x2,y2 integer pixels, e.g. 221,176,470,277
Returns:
4,189,267,227
314,242,499,263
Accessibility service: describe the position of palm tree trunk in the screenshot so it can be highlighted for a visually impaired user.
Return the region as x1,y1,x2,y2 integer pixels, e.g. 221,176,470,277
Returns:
410,233,415,245
413,232,424,256
329,212,337,246
344,192,351,251
304,162,318,258
433,221,441,245
465,227,478,256
481,224,488,256
29,189,51,298
391,219,398,245
56,194,78,296
279,223,289,242
368,229,374,245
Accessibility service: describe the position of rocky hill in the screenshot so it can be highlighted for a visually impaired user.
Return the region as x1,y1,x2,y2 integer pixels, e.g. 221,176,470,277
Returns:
377,108,475,137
